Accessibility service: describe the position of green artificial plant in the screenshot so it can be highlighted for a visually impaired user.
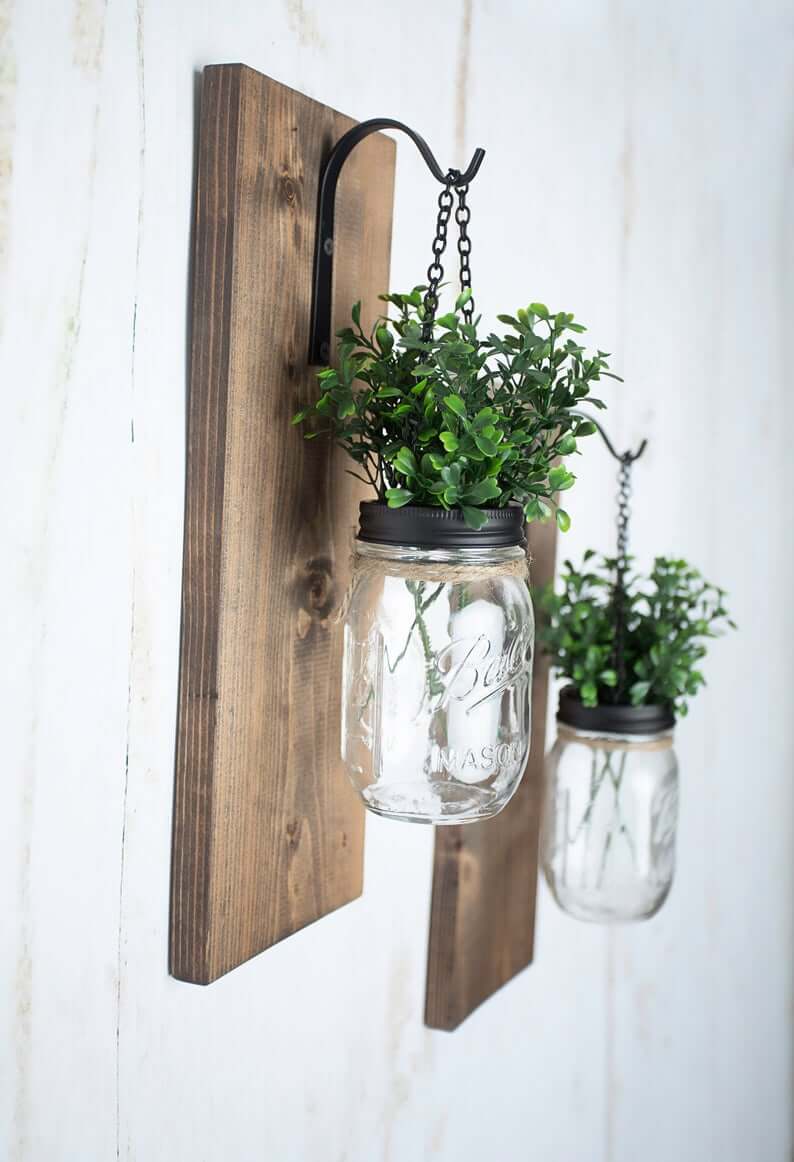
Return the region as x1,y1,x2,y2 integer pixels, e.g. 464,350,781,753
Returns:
537,551,736,716
294,290,620,530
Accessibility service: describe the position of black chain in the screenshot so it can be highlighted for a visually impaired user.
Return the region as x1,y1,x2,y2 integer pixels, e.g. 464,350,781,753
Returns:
616,455,632,563
422,170,475,339
569,412,648,704
613,455,633,701
455,184,474,326
422,177,455,340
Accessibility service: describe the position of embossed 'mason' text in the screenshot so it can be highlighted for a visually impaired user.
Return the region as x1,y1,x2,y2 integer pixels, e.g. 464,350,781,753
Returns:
429,739,525,773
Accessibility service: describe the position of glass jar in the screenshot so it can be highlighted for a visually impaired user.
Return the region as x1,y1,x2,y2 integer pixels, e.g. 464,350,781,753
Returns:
541,690,678,922
341,502,534,824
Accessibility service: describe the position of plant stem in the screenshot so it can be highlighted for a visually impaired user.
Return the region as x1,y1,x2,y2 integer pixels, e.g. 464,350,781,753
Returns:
409,582,445,699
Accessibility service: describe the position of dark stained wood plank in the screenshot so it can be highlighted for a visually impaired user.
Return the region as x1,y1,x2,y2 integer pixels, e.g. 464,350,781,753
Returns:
424,519,557,1029
170,64,395,984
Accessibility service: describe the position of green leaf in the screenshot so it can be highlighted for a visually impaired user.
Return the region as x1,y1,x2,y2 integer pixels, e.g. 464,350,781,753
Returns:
549,466,575,491
461,505,488,530
463,478,500,504
394,447,417,475
474,434,498,457
375,325,394,354
351,301,361,328
439,432,459,452
292,409,309,424
443,394,466,417
555,508,571,532
435,312,458,330
456,288,473,309
529,302,549,319
385,488,414,508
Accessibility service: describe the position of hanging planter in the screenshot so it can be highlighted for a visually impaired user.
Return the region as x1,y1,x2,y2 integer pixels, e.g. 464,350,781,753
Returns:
537,427,735,918
341,500,532,823
543,688,678,921
295,128,621,823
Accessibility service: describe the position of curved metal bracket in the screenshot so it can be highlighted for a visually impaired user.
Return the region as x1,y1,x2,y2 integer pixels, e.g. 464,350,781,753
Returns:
573,410,648,463
308,118,486,364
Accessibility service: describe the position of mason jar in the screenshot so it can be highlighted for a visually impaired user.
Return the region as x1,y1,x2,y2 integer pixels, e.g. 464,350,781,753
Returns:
341,501,534,824
541,688,679,922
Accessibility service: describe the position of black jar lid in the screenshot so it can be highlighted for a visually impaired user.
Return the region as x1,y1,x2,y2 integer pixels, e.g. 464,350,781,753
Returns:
357,501,526,550
557,685,675,735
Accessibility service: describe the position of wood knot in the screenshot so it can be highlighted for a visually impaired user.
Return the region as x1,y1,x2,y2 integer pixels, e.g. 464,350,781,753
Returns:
296,556,336,624
279,170,299,209
293,557,336,637
307,560,332,610
285,819,302,849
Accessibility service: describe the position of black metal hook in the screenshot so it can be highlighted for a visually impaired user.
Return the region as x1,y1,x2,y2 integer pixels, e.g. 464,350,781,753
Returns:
308,118,486,364
573,410,648,464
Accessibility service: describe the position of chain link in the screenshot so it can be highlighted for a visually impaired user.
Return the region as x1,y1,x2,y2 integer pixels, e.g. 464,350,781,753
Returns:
422,170,475,339
455,184,474,326
613,455,633,701
616,455,632,564
422,179,455,339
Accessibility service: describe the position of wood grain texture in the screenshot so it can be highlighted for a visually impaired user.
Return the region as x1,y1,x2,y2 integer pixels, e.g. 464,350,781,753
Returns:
424,519,557,1030
170,64,395,984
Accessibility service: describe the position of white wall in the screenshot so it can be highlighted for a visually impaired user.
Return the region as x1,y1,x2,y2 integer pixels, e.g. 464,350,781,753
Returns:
2,2,793,1159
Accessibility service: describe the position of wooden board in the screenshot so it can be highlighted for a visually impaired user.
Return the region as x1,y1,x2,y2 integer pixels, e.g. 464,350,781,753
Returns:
170,65,395,984
424,519,557,1029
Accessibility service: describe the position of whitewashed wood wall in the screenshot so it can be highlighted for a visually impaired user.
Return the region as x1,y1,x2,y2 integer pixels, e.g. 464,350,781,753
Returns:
2,2,793,1159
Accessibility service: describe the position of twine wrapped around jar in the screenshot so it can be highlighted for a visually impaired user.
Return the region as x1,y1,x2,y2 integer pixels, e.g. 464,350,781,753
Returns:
556,722,674,752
